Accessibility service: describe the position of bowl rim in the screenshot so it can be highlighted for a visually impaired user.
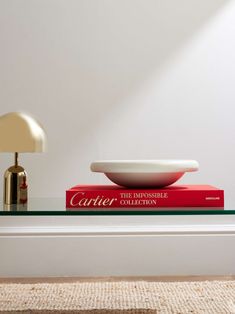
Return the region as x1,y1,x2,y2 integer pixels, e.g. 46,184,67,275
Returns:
90,159,199,173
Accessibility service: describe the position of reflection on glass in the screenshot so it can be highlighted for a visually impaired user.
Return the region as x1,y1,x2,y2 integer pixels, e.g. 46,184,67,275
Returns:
0,198,234,215
3,203,28,212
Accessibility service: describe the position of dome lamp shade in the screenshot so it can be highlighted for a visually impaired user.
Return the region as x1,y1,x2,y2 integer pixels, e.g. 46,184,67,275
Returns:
0,112,46,152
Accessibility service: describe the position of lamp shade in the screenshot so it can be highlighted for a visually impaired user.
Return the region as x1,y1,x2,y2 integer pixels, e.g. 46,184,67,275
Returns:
0,112,46,152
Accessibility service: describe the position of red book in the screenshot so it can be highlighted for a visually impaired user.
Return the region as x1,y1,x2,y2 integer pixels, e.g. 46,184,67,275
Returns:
66,185,224,209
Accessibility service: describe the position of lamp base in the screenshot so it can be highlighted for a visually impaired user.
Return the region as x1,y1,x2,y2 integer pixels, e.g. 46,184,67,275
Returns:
4,165,28,206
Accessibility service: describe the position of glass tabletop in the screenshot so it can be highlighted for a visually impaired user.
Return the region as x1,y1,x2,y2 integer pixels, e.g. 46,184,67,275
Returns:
0,198,235,215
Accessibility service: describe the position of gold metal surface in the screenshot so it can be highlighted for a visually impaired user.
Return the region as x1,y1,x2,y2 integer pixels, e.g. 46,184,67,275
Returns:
4,153,28,205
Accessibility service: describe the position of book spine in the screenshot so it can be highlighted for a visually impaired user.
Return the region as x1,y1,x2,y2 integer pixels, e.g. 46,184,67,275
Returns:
66,189,224,208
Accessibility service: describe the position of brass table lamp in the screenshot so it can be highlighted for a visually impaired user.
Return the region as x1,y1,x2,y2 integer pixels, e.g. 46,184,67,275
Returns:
0,112,46,206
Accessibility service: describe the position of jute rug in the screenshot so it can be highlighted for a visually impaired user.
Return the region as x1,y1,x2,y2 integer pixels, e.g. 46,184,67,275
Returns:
0,280,235,313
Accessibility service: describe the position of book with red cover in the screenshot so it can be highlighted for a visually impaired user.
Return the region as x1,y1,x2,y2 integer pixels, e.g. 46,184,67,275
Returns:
66,185,224,209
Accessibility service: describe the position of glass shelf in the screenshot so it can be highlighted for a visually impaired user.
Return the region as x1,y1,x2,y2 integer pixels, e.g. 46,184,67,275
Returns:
0,198,235,215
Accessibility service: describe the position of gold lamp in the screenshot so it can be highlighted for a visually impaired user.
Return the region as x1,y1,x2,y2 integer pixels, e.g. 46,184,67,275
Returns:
0,112,46,207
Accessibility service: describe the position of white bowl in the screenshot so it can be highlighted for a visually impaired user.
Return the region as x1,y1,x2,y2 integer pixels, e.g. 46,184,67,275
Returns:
90,160,199,188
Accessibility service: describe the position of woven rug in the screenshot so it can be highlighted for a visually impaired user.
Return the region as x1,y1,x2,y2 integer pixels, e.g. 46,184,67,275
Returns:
0,281,235,313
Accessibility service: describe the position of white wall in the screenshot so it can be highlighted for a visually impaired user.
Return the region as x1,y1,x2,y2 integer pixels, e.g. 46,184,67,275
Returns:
0,0,234,207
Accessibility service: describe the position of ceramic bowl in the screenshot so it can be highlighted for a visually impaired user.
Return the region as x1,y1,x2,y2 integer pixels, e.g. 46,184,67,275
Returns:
90,160,199,188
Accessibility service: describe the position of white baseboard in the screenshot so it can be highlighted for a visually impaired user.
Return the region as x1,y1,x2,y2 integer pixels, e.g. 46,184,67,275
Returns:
0,215,235,277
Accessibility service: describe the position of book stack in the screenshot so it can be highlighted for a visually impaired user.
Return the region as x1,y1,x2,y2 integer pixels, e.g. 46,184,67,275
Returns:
66,160,224,211
66,184,224,211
